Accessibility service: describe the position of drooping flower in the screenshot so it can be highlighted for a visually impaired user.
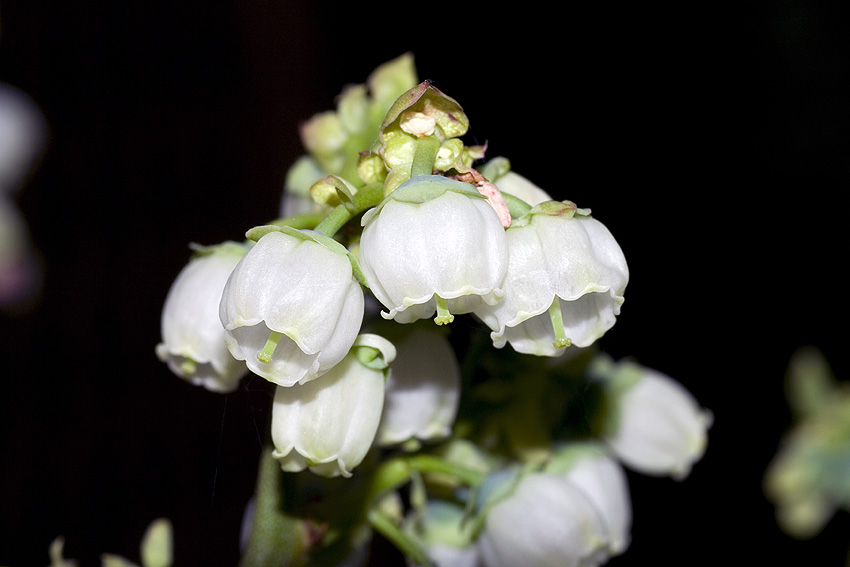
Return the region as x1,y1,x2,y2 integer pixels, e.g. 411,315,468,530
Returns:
156,242,249,393
270,334,393,478
476,470,612,567
591,355,712,480
476,201,628,356
375,327,460,447
359,174,508,325
219,227,364,387
544,442,632,556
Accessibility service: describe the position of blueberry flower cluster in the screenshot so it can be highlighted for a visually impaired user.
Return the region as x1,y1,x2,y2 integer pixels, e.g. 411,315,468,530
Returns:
156,54,711,567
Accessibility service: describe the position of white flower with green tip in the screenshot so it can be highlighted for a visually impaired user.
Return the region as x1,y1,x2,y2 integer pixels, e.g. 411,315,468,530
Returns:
156,242,249,393
359,175,508,325
476,201,628,356
270,334,393,478
218,227,364,387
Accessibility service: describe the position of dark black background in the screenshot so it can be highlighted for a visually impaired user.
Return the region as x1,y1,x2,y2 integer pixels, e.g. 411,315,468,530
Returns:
1,1,848,565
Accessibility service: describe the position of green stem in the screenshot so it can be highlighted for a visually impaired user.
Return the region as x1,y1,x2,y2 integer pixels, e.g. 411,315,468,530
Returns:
365,454,486,507
410,135,440,178
314,182,384,237
405,454,487,487
240,449,307,567
366,509,434,567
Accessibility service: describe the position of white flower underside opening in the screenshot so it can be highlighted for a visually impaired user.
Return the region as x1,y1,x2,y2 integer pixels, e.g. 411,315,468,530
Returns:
360,190,507,324
220,231,364,387
480,213,627,355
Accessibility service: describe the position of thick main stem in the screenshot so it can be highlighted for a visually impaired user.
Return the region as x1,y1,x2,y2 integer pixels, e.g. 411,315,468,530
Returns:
240,448,306,567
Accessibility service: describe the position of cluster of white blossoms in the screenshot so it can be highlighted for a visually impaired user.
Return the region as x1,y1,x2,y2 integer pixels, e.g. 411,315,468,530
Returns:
156,54,712,566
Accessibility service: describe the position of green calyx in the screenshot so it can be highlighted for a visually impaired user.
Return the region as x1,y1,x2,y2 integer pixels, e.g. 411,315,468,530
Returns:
360,174,486,226
352,333,396,372
244,225,369,288
510,200,592,228
188,240,250,259
379,81,469,146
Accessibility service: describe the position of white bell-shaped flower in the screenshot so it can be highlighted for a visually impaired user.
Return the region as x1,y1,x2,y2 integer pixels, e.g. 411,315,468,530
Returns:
376,327,460,447
156,242,249,393
476,201,628,356
592,355,712,480
219,228,364,387
477,471,612,567
545,442,632,556
270,334,393,478
359,175,508,325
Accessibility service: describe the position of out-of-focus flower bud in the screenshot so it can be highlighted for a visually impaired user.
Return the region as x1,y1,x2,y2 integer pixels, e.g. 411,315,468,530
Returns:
592,355,712,480
404,500,480,567
476,470,612,567
376,327,460,447
544,442,632,556
156,242,249,393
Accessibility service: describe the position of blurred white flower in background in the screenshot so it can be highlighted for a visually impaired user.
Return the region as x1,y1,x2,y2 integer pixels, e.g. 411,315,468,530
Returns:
0,82,47,309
